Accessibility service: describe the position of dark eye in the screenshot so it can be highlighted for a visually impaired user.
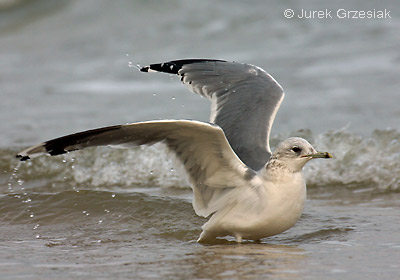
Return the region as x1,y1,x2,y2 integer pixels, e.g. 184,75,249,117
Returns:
292,147,302,153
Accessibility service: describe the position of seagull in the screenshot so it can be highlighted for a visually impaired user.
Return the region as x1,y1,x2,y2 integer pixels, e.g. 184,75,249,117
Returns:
16,59,332,243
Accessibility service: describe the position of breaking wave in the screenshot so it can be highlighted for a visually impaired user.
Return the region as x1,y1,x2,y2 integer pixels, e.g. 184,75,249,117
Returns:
2,128,399,193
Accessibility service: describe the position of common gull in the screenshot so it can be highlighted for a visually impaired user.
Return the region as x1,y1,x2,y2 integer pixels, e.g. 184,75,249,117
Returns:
17,59,332,243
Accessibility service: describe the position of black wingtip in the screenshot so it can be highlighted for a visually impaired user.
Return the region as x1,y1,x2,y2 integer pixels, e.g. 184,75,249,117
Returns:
141,61,181,75
140,59,226,75
16,154,30,161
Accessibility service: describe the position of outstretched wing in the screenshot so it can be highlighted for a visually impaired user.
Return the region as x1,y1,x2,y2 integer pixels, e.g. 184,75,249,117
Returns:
16,120,255,217
141,59,285,171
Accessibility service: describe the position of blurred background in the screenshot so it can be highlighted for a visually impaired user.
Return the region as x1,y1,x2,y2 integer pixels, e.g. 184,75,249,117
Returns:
1,0,399,148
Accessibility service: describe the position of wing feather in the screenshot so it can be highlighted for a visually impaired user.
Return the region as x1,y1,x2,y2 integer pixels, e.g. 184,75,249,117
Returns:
141,59,284,170
16,120,252,217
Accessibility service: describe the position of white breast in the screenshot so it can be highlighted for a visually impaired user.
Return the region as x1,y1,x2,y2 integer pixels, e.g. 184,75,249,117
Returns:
200,171,307,241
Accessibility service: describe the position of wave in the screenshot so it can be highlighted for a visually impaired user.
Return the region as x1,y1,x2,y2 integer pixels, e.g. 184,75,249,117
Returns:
303,128,400,191
2,144,189,192
2,128,399,193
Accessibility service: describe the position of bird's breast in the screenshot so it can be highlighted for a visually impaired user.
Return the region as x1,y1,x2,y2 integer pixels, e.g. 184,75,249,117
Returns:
259,173,307,234
238,173,307,238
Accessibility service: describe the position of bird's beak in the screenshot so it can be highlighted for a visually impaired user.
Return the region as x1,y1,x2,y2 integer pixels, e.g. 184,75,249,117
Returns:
301,151,333,159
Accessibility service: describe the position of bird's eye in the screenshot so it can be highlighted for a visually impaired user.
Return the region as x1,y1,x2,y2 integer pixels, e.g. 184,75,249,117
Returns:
292,147,301,153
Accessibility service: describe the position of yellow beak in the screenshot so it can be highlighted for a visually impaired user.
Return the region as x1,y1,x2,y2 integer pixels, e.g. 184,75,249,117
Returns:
301,151,333,159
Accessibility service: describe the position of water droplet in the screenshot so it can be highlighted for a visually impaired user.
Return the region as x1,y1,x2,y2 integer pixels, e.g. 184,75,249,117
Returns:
126,53,129,57
111,194,116,198
172,96,176,100
23,198,32,203
33,224,40,230
30,214,34,218
98,220,103,224
128,61,134,68
62,159,67,163
150,170,154,175
153,93,157,97
181,104,185,108
17,179,24,186
35,234,40,239
170,168,175,172
104,209,110,213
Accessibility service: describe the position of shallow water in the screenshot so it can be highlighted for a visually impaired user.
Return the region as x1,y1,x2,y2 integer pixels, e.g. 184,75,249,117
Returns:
1,0,400,279
1,186,399,279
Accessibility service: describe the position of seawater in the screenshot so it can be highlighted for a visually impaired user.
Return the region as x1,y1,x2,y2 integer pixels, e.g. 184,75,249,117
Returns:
3,128,399,192
1,128,400,279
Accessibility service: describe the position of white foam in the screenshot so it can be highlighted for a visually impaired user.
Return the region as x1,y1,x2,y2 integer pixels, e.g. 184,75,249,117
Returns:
8,128,400,192
304,128,400,191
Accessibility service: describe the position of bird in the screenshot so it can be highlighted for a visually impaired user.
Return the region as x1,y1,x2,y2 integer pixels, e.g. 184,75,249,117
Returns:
16,59,332,243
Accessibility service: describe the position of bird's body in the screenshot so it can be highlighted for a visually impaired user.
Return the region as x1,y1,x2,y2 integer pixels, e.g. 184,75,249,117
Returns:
17,59,332,243
198,166,307,242
196,137,324,242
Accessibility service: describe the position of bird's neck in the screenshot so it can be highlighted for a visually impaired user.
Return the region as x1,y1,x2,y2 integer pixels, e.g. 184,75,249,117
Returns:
261,158,304,183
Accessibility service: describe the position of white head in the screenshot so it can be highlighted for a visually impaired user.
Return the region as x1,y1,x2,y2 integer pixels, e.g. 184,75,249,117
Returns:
267,137,332,173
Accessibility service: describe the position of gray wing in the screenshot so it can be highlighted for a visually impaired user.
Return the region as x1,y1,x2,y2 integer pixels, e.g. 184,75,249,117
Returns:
16,120,254,217
141,59,285,171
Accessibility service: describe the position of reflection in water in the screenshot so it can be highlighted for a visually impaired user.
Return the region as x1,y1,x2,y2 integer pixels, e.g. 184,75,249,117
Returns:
183,244,306,279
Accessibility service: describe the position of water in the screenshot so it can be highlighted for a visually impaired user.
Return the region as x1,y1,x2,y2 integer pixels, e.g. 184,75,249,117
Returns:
1,0,400,279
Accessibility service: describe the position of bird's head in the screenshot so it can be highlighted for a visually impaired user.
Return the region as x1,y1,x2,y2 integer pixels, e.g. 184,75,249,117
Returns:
268,137,333,173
